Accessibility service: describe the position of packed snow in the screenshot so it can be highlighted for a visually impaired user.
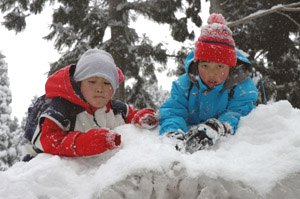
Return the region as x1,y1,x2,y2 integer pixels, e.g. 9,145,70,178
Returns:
1,100,300,199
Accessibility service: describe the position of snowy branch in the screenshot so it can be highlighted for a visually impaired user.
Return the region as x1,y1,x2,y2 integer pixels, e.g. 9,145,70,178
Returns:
227,2,300,27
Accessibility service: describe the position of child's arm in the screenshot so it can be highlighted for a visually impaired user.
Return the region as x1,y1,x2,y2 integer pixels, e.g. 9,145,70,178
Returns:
159,76,191,135
39,118,121,157
218,78,258,133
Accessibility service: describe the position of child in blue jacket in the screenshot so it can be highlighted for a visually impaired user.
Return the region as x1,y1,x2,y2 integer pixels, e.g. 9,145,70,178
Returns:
159,13,258,153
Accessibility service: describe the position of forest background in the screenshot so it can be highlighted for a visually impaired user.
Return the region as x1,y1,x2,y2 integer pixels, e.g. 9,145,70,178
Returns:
0,0,300,170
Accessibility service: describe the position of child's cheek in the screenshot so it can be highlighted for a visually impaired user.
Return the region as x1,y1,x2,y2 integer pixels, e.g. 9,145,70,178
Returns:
218,72,229,83
199,71,206,81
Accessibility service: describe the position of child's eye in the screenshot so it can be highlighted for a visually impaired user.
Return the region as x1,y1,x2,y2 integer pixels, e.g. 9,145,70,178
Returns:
200,64,208,69
217,65,225,69
88,80,96,84
104,82,111,85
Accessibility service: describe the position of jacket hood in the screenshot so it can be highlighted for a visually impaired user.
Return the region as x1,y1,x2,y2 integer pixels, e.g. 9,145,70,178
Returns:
45,65,90,110
185,49,252,91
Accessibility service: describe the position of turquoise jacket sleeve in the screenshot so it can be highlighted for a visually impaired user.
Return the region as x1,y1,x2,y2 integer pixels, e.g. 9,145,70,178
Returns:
218,78,258,133
159,75,191,135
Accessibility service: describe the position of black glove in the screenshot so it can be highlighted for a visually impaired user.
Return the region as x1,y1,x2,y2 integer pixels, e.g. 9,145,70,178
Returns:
164,131,185,141
184,119,233,154
164,131,186,151
184,128,213,154
199,118,233,140
203,118,226,136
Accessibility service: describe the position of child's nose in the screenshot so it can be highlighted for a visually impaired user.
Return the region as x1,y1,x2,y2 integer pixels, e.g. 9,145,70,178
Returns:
208,68,217,77
96,84,104,93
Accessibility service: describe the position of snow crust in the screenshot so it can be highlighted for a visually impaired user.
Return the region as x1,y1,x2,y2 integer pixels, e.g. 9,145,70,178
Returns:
1,100,300,199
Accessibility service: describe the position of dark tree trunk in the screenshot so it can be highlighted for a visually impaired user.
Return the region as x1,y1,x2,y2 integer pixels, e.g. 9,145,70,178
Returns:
109,0,127,101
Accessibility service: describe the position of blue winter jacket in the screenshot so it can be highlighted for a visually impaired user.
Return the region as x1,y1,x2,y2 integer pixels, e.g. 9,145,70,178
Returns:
159,50,258,135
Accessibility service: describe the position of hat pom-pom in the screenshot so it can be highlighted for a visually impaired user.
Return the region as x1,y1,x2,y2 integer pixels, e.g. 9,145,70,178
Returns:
117,67,124,84
207,13,226,25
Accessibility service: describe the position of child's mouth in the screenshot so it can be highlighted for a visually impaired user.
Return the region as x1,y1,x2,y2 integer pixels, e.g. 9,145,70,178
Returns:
208,80,217,85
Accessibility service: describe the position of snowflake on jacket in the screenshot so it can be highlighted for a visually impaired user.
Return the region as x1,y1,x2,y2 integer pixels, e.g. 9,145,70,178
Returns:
26,49,158,158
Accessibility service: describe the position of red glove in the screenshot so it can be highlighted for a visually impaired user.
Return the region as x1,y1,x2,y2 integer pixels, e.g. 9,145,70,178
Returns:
132,109,158,129
74,128,121,156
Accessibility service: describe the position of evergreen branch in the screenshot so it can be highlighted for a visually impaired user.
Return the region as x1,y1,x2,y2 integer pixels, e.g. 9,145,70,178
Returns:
227,2,300,27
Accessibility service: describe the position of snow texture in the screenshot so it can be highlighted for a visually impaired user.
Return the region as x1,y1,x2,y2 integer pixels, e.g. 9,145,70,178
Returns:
1,100,300,199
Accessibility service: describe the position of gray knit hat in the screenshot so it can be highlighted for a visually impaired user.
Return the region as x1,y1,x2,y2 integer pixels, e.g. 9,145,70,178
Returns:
74,49,119,94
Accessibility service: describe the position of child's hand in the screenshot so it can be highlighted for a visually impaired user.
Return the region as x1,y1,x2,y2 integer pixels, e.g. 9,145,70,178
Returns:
184,129,213,154
183,119,233,154
200,118,233,137
132,109,158,129
164,131,186,151
141,115,158,126
164,131,185,141
74,128,121,156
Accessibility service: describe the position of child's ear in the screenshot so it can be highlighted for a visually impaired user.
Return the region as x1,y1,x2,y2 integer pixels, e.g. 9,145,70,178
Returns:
75,81,81,88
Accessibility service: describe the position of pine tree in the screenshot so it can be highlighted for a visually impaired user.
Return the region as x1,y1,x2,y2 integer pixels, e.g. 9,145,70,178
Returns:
212,1,300,107
0,52,22,171
0,0,202,109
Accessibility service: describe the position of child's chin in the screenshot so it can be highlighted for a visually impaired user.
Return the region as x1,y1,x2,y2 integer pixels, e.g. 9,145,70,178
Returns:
91,101,108,109
207,81,221,88
207,84,217,88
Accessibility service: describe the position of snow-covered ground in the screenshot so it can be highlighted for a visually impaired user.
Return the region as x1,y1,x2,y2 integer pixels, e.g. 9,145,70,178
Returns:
1,100,300,199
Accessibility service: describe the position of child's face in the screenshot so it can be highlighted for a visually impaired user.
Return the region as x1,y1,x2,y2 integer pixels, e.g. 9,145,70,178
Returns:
80,77,113,108
198,61,230,88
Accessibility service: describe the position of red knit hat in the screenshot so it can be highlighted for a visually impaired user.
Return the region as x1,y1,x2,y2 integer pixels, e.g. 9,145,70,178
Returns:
194,13,237,67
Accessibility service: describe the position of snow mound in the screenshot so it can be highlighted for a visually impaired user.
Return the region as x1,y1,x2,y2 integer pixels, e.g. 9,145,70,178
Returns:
1,100,300,199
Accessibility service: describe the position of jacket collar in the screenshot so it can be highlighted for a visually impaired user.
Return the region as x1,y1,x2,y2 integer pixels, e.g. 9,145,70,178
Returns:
45,65,103,113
